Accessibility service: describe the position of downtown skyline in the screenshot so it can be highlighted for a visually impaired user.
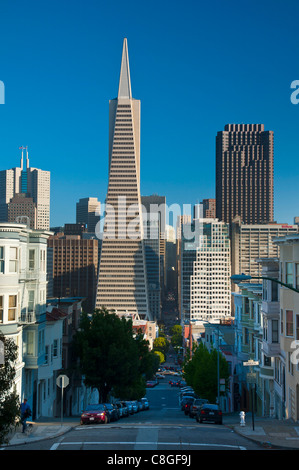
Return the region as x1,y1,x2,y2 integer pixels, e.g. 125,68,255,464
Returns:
0,0,298,228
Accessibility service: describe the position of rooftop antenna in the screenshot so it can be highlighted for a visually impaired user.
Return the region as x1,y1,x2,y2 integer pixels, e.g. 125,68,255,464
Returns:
19,146,26,170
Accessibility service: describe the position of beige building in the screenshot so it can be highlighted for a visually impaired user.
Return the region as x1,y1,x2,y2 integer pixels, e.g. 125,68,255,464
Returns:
0,148,50,230
274,234,299,421
231,217,298,288
95,39,150,320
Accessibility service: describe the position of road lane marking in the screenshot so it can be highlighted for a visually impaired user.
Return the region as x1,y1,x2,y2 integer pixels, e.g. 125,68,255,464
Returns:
51,441,246,450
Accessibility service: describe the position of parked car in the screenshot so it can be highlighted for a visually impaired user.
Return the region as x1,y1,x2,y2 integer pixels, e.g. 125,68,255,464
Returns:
181,396,196,412
141,397,149,410
125,401,134,414
189,398,209,418
115,401,126,418
196,404,223,424
80,404,110,425
131,400,138,413
120,401,129,417
137,400,144,411
104,403,119,421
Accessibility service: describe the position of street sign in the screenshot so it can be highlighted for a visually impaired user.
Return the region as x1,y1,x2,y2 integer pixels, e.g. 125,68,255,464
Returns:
56,374,69,388
243,360,259,366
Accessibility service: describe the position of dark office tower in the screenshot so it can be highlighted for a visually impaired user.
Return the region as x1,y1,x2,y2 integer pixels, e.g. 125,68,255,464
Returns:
216,124,274,224
95,39,151,320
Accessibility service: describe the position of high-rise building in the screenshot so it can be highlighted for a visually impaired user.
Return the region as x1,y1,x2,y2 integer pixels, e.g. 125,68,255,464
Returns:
179,216,231,324
216,124,274,224
202,199,216,218
0,147,50,230
141,194,166,298
190,219,231,322
48,227,98,313
231,216,299,285
95,39,151,320
76,197,101,233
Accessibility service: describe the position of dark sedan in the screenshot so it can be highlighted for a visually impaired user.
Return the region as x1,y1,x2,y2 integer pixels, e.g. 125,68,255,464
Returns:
181,396,196,414
196,404,223,424
104,403,120,421
189,398,209,418
80,404,109,425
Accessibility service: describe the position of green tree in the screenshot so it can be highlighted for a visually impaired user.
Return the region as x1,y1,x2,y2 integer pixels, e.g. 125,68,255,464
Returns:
183,342,229,403
153,350,165,364
73,308,142,403
170,325,183,348
0,332,20,444
153,336,169,356
73,308,158,402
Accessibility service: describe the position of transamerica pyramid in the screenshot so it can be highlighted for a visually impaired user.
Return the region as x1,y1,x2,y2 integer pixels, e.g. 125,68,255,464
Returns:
95,38,151,320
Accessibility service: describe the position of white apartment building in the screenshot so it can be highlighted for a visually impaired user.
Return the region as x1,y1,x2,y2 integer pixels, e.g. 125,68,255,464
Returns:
190,219,231,322
0,222,51,416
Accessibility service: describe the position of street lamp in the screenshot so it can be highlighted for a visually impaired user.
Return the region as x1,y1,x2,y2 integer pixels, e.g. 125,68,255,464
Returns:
231,273,299,294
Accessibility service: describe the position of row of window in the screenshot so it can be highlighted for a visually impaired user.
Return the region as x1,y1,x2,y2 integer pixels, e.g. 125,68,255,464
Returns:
0,246,46,274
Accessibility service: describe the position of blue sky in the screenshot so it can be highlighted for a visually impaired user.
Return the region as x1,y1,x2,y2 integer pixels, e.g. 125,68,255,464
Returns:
0,0,298,227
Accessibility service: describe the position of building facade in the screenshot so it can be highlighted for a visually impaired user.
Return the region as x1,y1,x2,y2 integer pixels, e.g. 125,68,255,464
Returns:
190,219,231,322
274,234,299,421
47,230,98,313
0,222,51,418
95,39,151,320
0,148,50,230
216,124,274,224
76,197,101,233
231,217,298,288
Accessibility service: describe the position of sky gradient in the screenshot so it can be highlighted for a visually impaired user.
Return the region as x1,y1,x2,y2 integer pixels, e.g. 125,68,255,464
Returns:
0,0,298,227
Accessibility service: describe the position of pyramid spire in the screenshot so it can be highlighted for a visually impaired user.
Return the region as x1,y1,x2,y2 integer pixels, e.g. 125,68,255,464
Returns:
118,38,132,99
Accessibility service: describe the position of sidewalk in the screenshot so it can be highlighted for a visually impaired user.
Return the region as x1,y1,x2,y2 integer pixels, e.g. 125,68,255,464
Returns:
1,416,79,447
224,412,299,449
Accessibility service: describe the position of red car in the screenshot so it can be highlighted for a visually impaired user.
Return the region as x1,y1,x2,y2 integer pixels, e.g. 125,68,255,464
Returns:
80,404,110,425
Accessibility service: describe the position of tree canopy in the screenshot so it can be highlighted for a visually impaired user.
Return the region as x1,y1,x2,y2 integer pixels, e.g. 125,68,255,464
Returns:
73,308,158,402
0,332,20,444
183,342,229,403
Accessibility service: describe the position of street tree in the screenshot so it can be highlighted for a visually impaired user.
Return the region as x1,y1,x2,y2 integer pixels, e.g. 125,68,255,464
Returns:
73,308,155,402
183,342,229,403
0,332,20,444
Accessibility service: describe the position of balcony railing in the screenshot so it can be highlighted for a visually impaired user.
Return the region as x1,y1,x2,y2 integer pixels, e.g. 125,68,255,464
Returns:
19,311,36,324
19,270,39,281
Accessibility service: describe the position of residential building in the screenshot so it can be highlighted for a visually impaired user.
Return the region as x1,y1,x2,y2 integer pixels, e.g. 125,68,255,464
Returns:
232,282,263,413
47,228,98,313
46,297,95,416
0,148,50,230
216,124,274,224
0,222,51,418
274,234,299,421
95,38,151,320
76,197,101,233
